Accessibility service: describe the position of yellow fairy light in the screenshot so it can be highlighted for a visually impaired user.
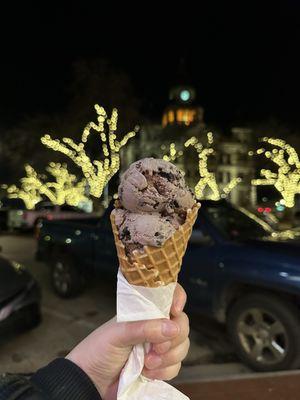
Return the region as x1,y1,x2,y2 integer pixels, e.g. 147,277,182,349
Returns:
163,143,178,162
207,132,213,145
251,137,300,208
41,104,138,198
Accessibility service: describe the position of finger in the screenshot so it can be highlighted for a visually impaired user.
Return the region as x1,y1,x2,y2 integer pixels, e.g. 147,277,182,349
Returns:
170,283,187,317
115,318,180,347
158,339,190,368
152,312,189,354
143,363,182,381
169,312,190,349
152,340,172,355
145,338,190,370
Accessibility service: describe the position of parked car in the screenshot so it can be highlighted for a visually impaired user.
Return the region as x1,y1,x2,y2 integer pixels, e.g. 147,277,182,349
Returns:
8,201,100,231
0,251,41,336
0,198,26,231
36,204,116,297
36,200,300,372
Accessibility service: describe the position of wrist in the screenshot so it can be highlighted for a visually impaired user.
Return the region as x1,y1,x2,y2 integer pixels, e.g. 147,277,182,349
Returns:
32,358,101,400
66,353,105,398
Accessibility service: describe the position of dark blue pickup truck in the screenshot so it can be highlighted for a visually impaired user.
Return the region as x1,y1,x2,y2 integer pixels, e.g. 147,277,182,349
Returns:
36,200,300,372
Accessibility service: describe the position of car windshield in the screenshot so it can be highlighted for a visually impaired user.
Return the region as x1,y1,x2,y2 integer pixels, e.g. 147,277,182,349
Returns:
204,204,270,240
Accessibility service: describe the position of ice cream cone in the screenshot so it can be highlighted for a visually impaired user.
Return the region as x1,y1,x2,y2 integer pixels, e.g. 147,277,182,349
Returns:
111,203,200,288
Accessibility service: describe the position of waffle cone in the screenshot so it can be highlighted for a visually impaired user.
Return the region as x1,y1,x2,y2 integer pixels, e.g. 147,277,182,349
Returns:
110,204,200,288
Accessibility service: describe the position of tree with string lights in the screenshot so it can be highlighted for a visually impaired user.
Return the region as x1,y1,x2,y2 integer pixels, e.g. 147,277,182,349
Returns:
3,163,88,209
164,132,241,200
41,104,139,198
250,137,300,208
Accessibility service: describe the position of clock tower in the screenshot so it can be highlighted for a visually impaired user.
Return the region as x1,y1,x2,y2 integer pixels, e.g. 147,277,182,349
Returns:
162,85,205,128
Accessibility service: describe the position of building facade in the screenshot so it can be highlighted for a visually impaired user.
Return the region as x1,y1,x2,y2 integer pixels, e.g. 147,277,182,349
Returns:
216,128,257,206
121,85,257,207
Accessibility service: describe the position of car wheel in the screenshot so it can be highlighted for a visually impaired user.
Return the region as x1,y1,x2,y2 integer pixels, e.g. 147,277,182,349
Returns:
227,293,300,371
51,255,84,298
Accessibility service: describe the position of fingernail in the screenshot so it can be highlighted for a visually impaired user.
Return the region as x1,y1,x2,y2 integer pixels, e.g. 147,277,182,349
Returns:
162,321,179,337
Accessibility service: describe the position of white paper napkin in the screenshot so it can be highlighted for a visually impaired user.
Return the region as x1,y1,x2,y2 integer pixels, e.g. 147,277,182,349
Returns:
116,269,189,400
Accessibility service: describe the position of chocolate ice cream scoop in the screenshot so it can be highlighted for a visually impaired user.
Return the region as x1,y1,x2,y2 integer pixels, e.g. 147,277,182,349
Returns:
118,158,195,214
112,208,176,250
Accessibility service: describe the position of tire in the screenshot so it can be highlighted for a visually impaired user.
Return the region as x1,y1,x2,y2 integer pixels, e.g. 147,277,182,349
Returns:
50,254,84,298
227,293,300,371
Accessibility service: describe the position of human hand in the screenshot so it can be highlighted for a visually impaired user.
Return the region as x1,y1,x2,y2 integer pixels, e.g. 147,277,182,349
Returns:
66,283,190,400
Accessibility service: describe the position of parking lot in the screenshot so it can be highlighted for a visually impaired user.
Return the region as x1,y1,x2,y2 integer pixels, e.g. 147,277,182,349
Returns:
0,233,248,379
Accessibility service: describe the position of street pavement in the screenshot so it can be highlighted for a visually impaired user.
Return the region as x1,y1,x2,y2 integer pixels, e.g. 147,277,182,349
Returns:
0,233,248,379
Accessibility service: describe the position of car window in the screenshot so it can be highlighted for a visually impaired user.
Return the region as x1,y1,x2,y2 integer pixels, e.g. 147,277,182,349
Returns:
204,204,268,240
190,227,212,245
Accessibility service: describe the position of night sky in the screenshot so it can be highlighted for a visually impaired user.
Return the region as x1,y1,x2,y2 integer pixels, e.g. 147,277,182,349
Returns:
0,2,299,130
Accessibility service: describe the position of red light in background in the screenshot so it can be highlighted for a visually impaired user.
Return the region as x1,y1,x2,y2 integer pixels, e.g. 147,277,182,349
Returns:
257,207,264,213
264,207,272,213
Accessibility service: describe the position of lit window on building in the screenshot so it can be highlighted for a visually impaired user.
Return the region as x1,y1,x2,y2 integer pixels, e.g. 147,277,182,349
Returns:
162,114,167,127
176,109,197,125
162,107,198,127
176,109,183,122
168,110,175,124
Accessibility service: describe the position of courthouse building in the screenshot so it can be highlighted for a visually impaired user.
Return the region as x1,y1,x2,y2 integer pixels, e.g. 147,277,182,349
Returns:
122,84,257,207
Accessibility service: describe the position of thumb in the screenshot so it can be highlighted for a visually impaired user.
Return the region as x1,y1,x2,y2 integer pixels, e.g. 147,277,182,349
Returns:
112,319,180,348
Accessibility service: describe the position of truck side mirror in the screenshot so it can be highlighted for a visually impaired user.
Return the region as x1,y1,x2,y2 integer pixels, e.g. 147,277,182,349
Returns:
189,230,213,246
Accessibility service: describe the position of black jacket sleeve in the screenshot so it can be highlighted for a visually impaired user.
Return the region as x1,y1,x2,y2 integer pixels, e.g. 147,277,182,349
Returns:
0,358,101,400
